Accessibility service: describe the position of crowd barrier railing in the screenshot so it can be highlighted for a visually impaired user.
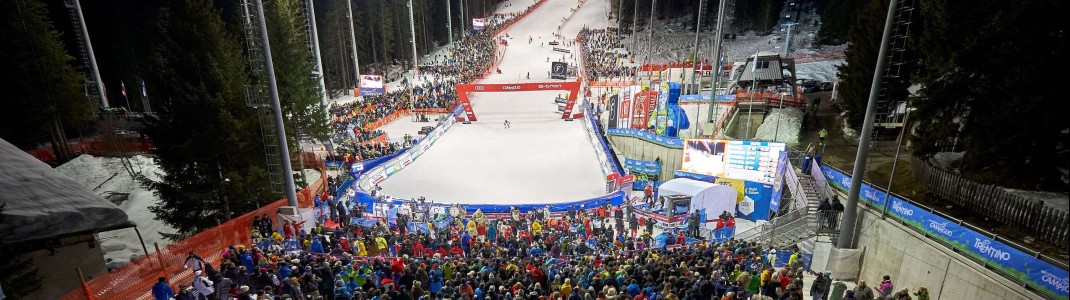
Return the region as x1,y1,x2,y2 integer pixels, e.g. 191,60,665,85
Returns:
819,163,1069,300
59,159,329,300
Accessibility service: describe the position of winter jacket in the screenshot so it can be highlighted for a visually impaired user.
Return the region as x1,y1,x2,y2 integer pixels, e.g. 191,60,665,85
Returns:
152,281,175,300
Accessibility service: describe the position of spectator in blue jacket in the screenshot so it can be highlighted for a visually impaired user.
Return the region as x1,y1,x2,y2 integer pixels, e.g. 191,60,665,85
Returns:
152,277,175,300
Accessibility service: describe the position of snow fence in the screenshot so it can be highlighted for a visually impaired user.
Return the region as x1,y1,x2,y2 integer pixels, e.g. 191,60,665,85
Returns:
60,160,328,300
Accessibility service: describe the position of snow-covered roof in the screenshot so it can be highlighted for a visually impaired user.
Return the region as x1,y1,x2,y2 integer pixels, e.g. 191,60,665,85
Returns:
0,138,133,245
658,178,716,197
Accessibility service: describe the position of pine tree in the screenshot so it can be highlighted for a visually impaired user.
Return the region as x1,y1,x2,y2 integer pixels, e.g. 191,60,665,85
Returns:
0,0,93,160
0,203,43,298
144,0,274,238
832,0,885,129
266,0,329,187
378,0,396,63
911,0,1067,189
815,0,866,45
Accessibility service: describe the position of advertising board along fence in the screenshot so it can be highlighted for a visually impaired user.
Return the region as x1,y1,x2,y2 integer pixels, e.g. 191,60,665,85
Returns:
819,163,1069,300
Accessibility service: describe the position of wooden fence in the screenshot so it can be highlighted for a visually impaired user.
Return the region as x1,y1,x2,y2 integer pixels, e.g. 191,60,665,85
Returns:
910,156,1069,247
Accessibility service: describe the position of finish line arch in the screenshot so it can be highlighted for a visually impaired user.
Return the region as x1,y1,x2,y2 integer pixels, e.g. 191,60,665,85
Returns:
455,80,582,121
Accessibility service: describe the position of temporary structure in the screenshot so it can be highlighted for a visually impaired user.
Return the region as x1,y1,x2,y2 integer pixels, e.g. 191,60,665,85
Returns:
657,178,738,221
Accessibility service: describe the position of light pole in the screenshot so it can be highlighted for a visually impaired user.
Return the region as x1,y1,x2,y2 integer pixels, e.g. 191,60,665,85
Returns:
689,0,705,95
631,0,639,60
253,0,299,207
706,0,727,123
446,0,453,45
344,0,361,95
71,0,108,108
881,107,914,219
306,0,328,123
408,0,419,118
840,0,902,249
647,0,656,63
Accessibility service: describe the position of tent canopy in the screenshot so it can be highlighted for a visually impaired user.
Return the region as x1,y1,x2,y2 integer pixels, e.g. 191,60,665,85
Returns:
658,178,715,197
658,178,737,221
0,139,133,245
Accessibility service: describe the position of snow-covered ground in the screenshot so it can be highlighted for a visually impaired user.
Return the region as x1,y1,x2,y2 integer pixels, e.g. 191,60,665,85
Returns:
795,59,843,82
377,0,608,204
376,114,446,144
753,107,804,144
56,155,173,269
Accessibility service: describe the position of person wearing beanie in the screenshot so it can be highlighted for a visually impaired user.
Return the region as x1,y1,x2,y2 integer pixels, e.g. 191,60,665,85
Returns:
152,277,175,300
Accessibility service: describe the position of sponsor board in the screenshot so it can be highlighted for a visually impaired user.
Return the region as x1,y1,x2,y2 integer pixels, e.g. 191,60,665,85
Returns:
820,165,1069,299
360,75,385,96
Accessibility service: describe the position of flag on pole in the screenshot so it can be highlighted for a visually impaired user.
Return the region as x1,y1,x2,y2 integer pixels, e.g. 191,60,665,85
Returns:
141,80,147,97
121,80,127,97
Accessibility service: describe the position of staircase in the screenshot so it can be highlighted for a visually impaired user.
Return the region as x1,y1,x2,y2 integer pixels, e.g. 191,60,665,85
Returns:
873,0,916,128
737,166,840,248
240,0,285,194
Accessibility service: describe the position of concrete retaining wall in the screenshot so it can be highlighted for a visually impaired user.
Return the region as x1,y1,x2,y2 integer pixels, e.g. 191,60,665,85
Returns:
606,135,682,180
853,204,1043,299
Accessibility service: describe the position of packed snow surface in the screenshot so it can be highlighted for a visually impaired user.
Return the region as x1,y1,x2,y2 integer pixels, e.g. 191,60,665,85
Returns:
753,107,803,144
55,154,171,269
795,59,843,82
378,0,607,204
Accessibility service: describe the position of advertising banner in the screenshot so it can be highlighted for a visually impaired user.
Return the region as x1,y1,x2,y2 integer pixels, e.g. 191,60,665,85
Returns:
606,94,619,129
617,87,633,128
472,18,485,30
744,181,772,220
624,158,661,175
819,165,1070,299
359,74,385,96
631,91,658,129
551,62,568,79
605,128,684,148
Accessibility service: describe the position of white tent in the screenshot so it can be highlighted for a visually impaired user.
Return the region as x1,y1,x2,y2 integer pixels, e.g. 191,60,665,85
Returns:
657,178,738,221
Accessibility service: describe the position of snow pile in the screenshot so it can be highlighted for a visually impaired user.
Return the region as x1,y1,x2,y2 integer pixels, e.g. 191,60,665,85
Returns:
1001,188,1069,213
753,107,803,144
795,59,843,82
927,152,964,171
55,155,173,269
298,168,322,188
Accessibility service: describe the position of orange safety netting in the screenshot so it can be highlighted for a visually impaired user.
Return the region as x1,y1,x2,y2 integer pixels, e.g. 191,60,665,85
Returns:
60,160,327,300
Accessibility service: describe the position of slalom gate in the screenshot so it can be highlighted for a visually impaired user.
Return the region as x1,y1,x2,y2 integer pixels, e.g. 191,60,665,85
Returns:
59,158,328,300
345,100,627,216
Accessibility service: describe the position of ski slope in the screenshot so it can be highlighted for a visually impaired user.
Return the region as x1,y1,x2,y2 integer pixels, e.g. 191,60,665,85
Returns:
378,0,610,204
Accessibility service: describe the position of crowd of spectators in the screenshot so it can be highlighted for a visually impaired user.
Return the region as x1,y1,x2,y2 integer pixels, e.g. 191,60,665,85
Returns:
326,13,517,164
156,195,931,300
577,29,638,81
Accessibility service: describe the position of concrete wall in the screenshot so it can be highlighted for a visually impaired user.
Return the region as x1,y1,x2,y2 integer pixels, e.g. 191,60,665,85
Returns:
852,205,1043,300
25,234,109,300
606,135,682,181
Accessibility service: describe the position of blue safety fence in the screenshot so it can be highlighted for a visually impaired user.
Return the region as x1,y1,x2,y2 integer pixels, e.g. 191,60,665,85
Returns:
820,164,1069,299
584,103,624,174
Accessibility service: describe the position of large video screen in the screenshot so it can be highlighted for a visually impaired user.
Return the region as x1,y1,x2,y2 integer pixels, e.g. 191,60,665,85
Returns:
681,139,786,184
